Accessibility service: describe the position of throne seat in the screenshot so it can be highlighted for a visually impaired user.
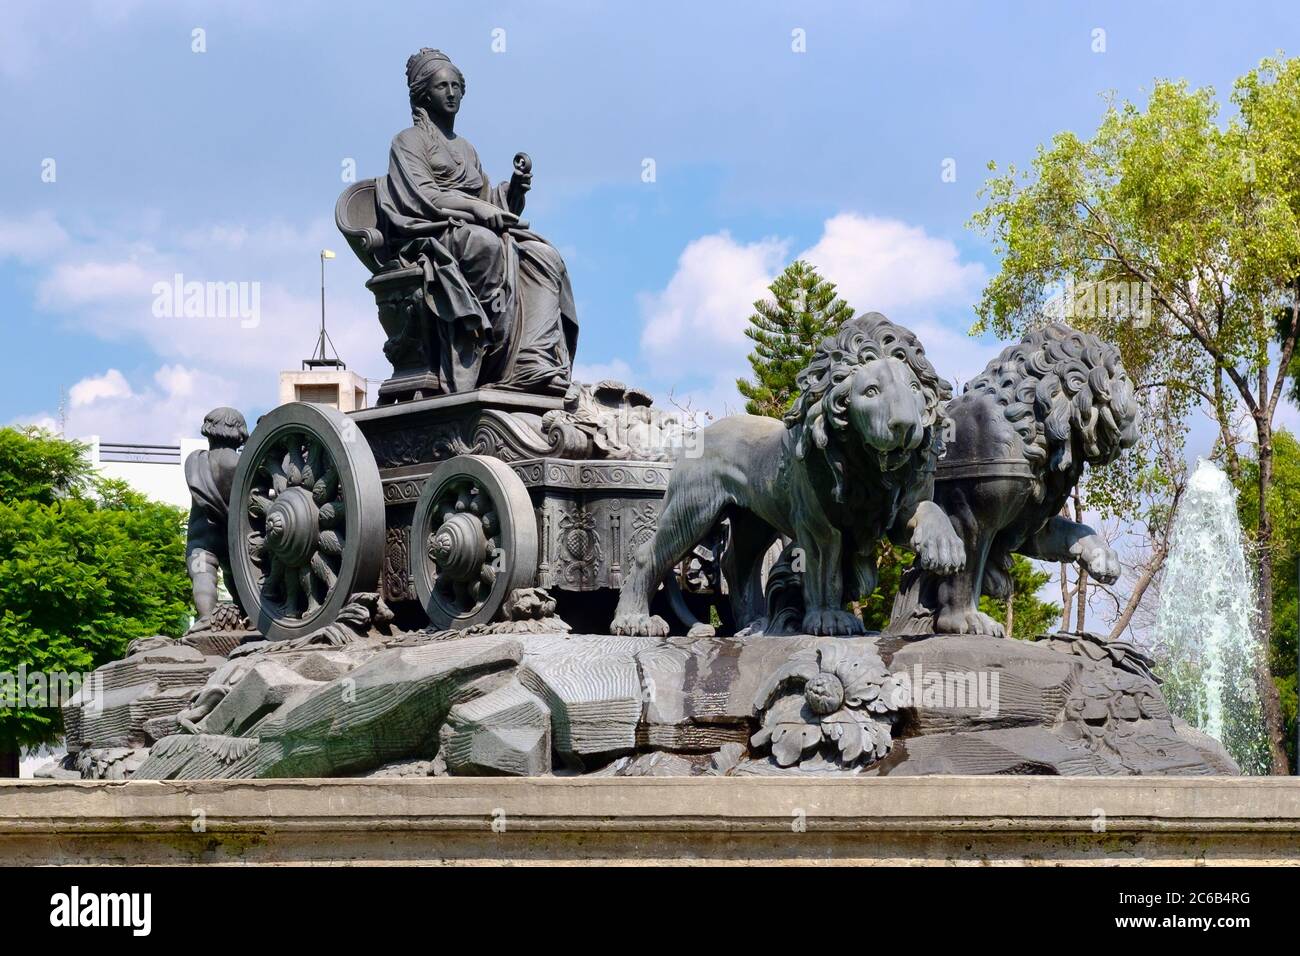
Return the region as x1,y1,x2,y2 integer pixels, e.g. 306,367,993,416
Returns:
335,178,396,275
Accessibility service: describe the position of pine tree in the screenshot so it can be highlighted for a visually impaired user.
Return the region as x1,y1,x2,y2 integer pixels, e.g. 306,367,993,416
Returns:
736,260,855,418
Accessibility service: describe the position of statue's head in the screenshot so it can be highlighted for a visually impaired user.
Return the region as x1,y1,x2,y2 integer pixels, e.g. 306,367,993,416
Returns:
962,322,1141,475
842,356,930,460
201,407,248,449
785,313,952,497
406,48,465,121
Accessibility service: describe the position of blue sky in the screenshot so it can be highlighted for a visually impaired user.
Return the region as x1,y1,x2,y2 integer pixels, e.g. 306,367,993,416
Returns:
3,0,1300,446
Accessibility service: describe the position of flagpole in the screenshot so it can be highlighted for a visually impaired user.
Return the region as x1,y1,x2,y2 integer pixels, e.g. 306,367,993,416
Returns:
308,249,339,368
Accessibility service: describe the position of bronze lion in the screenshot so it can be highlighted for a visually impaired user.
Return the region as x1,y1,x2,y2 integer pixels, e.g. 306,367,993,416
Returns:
889,322,1140,637
612,312,965,638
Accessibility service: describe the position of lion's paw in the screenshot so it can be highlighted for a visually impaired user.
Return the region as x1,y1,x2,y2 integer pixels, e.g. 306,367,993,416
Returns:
914,523,967,575
936,607,1006,638
801,607,866,637
610,612,669,637
1073,535,1120,585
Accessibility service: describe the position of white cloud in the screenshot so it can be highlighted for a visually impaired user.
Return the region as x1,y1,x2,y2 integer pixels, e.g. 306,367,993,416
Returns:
627,213,992,418
801,214,986,314
639,232,789,366
0,210,70,262
0,213,388,433
573,357,635,384
153,364,197,398
69,369,133,407
7,413,60,432
57,365,239,445
38,259,155,307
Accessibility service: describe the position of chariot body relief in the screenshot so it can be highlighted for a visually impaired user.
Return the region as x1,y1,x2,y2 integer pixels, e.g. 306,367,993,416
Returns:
376,47,579,395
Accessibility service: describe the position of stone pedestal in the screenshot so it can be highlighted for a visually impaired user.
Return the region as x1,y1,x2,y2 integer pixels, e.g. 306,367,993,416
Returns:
2,777,1297,865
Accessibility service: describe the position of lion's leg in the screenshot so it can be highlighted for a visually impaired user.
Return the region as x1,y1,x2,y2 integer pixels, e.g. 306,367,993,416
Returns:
612,474,726,637
1025,515,1120,587
935,531,1006,637
845,538,879,606
798,527,865,636
722,511,777,634
930,476,1036,638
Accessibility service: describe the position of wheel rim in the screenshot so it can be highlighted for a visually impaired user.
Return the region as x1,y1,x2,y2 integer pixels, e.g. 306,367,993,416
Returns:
413,455,537,629
228,403,384,640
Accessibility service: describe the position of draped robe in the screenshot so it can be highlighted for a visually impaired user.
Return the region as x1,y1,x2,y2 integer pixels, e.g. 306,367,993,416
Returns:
376,120,578,394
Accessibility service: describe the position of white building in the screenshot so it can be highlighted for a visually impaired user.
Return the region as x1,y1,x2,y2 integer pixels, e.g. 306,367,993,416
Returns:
278,367,369,411
81,436,204,510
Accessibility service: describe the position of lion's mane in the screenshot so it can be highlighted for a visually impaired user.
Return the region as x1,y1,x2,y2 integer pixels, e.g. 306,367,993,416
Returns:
958,322,1140,477
784,312,953,506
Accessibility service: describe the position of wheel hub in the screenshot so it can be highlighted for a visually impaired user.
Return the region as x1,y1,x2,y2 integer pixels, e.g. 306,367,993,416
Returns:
429,512,488,581
264,486,320,568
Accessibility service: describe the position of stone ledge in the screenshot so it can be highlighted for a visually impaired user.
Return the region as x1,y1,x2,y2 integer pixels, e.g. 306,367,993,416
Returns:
2,777,1299,865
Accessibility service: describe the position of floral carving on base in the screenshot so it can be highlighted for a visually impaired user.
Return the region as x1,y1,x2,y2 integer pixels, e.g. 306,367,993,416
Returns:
751,641,900,769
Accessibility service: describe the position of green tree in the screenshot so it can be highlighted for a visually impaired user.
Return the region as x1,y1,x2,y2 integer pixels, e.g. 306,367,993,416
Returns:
1234,429,1300,773
0,426,90,504
970,55,1300,773
0,427,191,776
736,260,854,418
978,555,1062,640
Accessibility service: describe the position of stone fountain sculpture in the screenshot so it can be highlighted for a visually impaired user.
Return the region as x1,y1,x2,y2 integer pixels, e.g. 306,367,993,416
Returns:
183,407,249,634
48,48,1239,783
889,323,1139,637
338,47,577,404
612,312,966,639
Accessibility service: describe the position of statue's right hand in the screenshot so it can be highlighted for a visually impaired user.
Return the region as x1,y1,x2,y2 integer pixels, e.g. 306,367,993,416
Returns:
472,202,518,232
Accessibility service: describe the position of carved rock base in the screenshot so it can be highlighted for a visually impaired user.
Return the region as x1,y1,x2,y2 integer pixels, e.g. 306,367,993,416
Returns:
64,628,1238,780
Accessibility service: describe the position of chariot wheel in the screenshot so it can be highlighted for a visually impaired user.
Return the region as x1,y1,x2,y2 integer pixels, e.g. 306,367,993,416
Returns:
412,455,538,630
228,403,385,641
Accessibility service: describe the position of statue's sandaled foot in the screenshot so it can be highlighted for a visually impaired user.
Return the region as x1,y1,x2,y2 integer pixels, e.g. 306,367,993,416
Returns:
611,612,669,637
801,607,865,637
936,607,1006,638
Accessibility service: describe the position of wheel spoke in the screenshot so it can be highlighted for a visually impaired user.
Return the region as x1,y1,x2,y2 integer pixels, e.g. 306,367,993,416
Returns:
319,497,344,529
263,454,289,493
282,565,302,617
313,462,338,505
263,558,284,602
301,438,321,489
310,551,338,591
317,530,342,555
452,578,470,608
299,566,319,616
